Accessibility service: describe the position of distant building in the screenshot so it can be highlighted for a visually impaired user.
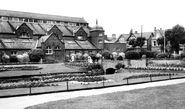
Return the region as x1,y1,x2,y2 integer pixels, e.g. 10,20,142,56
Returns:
117,30,154,51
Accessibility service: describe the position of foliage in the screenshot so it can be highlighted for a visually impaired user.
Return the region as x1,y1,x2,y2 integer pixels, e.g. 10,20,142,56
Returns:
29,49,44,62
128,37,146,48
165,24,185,53
102,51,111,59
117,56,123,60
157,37,168,52
156,52,168,59
86,63,104,76
128,38,137,48
115,63,125,70
125,50,141,59
180,52,185,58
9,56,18,63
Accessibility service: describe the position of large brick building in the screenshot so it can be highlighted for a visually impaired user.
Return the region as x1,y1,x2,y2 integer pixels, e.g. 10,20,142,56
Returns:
0,9,107,61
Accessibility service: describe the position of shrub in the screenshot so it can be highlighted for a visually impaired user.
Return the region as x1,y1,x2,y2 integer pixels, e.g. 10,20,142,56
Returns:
29,49,44,62
86,63,104,76
180,52,185,58
102,51,111,59
125,51,140,59
156,53,168,59
106,68,116,74
117,56,123,60
115,63,125,70
9,56,18,63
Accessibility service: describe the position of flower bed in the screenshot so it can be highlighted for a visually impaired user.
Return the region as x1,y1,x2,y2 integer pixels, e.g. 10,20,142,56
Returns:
0,73,107,90
123,73,178,80
0,66,42,72
125,66,184,71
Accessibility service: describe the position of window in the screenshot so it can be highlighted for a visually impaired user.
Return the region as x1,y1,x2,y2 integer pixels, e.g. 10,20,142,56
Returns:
46,46,53,54
76,23,80,26
19,18,24,22
47,20,52,24
55,46,60,50
29,19,33,22
13,17,19,22
38,20,43,23
43,20,47,23
34,19,38,23
77,36,84,40
99,33,103,36
2,17,8,21
11,51,17,56
24,18,28,22
20,32,29,38
8,17,12,21
98,39,103,43
153,41,156,46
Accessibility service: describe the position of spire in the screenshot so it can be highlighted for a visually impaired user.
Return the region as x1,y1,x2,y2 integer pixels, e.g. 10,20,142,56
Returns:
96,19,98,25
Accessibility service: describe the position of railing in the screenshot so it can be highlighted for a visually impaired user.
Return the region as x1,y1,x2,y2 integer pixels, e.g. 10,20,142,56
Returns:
0,73,185,98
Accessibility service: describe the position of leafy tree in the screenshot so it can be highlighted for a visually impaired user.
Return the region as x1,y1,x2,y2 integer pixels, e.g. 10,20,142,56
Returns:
165,24,185,53
135,37,146,48
128,38,136,48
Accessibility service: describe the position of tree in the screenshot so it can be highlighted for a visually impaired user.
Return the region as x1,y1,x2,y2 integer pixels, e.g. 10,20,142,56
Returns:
165,24,185,53
28,49,44,62
128,38,136,48
135,37,146,48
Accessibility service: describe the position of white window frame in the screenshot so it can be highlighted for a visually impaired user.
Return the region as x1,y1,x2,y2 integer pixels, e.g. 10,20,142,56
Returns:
46,46,53,55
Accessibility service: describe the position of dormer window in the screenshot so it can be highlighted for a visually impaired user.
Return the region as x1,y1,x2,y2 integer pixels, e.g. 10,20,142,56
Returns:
55,46,60,50
20,32,29,38
77,36,84,40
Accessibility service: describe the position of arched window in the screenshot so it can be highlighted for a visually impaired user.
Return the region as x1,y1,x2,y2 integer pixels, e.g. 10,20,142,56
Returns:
46,46,53,54
55,46,60,50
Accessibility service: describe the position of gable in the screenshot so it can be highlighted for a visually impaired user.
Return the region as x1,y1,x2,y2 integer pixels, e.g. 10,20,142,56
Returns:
48,25,63,39
16,23,33,38
75,27,87,40
44,33,63,48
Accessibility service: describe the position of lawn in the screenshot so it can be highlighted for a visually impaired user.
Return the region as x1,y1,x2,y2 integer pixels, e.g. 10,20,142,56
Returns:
0,63,80,77
26,82,185,109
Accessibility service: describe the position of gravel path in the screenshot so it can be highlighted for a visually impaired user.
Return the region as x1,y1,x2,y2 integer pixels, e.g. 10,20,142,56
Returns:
1,78,185,109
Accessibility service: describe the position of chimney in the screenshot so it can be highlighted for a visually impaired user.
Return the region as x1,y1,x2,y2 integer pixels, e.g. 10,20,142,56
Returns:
154,27,156,32
135,31,138,34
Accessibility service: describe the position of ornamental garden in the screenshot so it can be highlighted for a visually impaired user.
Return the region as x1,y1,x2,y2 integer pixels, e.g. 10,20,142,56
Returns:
1,48,185,97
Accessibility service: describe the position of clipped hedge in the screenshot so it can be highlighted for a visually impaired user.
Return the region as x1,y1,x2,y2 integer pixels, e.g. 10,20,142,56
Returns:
156,53,168,59
125,51,140,59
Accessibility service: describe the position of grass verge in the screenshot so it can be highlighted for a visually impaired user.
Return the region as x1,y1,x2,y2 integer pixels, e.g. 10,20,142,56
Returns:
26,82,185,109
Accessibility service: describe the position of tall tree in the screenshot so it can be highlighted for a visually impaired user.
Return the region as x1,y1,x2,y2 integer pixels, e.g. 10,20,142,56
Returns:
165,24,185,53
128,38,136,48
135,37,146,48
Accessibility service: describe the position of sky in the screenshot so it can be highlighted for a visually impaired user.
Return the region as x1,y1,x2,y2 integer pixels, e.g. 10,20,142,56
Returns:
1,0,185,38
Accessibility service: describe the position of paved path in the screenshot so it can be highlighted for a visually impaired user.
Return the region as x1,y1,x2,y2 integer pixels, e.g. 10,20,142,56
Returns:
1,79,185,109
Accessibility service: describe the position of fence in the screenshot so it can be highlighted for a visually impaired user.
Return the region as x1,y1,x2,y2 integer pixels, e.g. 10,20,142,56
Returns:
0,73,184,98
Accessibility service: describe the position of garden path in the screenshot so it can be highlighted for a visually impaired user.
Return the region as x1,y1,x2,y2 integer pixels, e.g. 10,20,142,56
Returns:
1,78,185,109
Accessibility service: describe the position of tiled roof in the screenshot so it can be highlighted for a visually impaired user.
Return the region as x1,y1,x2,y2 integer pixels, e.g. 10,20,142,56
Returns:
0,21,13,33
37,35,51,48
75,40,97,49
0,9,88,23
0,38,38,49
27,23,46,35
57,25,72,36
64,40,82,49
115,34,130,43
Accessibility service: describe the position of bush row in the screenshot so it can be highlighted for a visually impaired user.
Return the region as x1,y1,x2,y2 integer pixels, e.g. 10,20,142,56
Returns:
123,73,178,80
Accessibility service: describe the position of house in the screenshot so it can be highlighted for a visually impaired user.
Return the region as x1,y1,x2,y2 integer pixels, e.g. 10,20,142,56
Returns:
116,30,154,51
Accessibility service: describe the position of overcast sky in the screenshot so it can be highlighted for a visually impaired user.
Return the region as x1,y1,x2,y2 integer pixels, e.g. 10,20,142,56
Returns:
1,0,185,37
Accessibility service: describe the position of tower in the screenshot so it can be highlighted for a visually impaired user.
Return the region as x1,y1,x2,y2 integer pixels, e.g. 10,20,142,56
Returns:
90,19,105,50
